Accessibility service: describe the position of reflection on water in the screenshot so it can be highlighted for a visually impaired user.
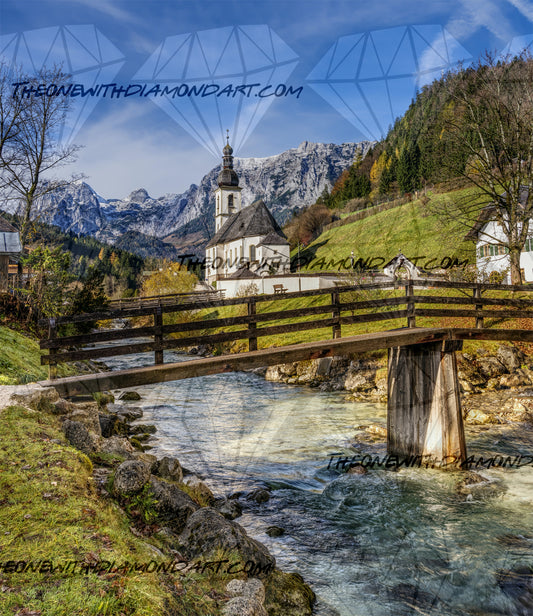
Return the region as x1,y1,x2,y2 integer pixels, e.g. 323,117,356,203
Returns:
104,350,533,616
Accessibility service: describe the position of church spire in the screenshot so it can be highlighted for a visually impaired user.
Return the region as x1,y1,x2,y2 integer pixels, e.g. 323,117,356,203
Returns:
218,130,239,187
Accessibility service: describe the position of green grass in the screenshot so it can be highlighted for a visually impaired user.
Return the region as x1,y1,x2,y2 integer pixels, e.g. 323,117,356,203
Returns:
297,189,477,272
0,404,240,615
0,326,80,385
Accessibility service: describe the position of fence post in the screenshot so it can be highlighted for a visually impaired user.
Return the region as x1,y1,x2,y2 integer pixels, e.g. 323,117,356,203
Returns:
473,285,483,329
48,317,57,381
406,281,416,328
331,290,341,338
154,305,163,365
248,297,257,351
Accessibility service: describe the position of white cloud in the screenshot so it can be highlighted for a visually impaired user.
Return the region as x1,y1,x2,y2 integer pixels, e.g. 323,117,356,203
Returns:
72,101,217,198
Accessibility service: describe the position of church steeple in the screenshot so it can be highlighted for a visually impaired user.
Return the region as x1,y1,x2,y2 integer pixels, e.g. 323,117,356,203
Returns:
217,131,239,187
214,130,242,232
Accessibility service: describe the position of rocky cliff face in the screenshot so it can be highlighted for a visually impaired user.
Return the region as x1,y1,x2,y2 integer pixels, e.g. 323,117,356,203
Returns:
25,140,372,255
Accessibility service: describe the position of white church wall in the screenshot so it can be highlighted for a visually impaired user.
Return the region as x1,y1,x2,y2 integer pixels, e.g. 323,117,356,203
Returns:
217,275,338,298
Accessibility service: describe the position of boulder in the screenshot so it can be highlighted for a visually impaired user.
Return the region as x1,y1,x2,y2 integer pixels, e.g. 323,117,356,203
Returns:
184,474,215,506
107,404,143,420
223,578,267,616
53,398,77,415
155,456,183,483
100,436,135,457
247,488,270,504
215,498,243,520
463,408,495,425
265,363,298,381
344,371,375,392
12,387,60,412
68,408,102,436
366,424,387,438
476,357,507,379
131,452,159,470
113,460,151,495
502,399,533,422
500,371,531,389
99,413,129,438
148,477,199,533
497,345,525,372
178,507,275,570
62,419,99,454
119,391,142,401
263,570,315,616
129,424,157,435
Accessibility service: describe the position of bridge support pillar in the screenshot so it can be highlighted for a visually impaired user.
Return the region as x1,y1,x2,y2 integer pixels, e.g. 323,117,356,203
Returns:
387,340,466,464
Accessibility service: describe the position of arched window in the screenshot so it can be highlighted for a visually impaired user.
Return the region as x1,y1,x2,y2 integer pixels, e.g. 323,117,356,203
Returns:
228,194,234,210
249,244,256,262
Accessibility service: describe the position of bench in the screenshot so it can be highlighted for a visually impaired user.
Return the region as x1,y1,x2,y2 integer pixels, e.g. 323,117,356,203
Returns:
273,284,287,294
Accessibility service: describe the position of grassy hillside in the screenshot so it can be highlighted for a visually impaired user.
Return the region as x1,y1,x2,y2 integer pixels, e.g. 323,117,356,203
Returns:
297,188,476,272
0,326,80,384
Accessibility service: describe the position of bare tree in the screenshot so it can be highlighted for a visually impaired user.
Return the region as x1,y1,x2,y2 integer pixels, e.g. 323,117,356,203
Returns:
441,52,533,284
0,64,81,246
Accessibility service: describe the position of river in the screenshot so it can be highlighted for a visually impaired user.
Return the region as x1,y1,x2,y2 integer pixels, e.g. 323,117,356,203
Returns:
105,348,533,616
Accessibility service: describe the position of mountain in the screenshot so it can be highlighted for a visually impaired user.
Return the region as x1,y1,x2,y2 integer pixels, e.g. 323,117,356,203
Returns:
25,140,373,256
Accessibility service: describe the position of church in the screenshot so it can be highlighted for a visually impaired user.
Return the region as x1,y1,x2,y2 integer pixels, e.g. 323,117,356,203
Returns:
205,137,291,287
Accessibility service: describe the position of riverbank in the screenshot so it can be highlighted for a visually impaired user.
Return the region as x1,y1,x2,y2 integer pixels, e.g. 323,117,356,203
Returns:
262,343,533,425
0,384,315,616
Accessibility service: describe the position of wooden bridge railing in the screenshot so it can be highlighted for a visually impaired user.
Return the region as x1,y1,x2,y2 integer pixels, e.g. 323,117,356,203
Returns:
40,280,533,380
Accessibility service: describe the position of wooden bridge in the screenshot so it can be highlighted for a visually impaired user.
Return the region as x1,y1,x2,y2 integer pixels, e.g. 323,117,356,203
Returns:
38,280,533,464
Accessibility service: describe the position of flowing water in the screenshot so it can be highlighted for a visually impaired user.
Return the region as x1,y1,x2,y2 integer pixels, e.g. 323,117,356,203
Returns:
105,348,533,616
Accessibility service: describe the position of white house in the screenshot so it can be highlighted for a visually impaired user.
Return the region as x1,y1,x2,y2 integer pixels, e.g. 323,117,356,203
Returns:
205,138,291,286
466,189,533,283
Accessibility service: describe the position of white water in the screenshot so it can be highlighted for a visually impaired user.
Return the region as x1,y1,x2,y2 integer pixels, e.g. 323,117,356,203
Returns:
105,349,533,616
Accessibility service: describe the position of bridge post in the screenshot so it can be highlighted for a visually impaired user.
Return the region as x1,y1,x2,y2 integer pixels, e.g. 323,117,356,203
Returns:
331,290,341,339
406,281,416,328
387,339,466,465
473,285,484,329
48,318,57,381
154,305,163,365
248,297,257,352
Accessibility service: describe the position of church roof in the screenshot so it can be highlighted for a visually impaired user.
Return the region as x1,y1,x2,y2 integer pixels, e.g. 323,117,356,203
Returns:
226,265,261,279
258,231,289,246
206,199,287,248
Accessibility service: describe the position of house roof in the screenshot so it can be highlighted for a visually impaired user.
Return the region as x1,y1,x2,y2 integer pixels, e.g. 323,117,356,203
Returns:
0,217,17,233
465,187,532,242
464,205,498,241
206,199,287,248
226,265,261,279
258,231,289,246
0,216,22,255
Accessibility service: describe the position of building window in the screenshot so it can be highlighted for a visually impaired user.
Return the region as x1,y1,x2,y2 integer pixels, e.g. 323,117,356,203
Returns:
249,245,256,261
479,244,509,257
228,194,234,210
216,195,220,215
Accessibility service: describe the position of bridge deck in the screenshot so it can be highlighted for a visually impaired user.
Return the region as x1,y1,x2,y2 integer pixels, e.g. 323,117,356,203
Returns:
39,327,451,397
39,327,533,397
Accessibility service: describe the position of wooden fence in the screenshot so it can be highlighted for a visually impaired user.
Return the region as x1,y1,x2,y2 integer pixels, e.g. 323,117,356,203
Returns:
40,280,533,379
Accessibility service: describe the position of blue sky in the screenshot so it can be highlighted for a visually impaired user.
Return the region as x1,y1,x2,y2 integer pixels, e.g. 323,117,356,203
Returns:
1,0,532,198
